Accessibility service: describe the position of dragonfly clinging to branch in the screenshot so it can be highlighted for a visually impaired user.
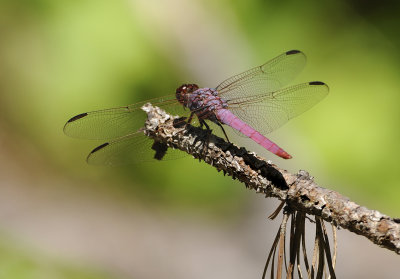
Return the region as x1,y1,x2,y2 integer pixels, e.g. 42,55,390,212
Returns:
64,50,328,165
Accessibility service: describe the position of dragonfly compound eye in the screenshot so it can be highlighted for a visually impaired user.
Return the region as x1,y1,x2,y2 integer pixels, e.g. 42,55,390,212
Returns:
176,84,199,104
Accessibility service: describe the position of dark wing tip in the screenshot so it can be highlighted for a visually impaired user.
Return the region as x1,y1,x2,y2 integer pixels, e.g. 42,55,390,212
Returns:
309,81,329,93
309,81,325,86
90,142,109,154
67,113,88,123
86,142,110,165
286,50,301,55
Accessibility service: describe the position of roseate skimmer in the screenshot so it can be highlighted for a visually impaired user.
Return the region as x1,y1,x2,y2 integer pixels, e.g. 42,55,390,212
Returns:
64,50,328,165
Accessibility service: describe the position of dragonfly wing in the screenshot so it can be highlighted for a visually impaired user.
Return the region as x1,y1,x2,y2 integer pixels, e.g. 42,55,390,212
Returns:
87,131,186,165
63,95,186,140
226,82,329,136
216,50,306,100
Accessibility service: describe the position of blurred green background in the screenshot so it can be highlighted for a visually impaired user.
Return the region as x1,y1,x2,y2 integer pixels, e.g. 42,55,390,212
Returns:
0,0,399,278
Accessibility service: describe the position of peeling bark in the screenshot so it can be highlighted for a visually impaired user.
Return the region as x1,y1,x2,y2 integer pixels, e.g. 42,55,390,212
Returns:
142,103,400,255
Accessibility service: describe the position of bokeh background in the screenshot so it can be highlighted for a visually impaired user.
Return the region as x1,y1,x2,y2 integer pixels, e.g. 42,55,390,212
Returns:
0,0,399,278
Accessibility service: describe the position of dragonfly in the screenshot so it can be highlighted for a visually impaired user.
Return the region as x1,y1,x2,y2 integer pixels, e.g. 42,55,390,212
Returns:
64,50,329,165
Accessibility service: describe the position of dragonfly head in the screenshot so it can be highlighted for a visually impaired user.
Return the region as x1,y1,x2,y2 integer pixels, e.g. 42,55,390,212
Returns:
176,84,199,105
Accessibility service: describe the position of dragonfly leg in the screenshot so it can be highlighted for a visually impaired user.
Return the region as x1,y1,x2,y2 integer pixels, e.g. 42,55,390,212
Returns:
199,119,209,129
187,112,195,124
198,119,213,158
216,121,230,142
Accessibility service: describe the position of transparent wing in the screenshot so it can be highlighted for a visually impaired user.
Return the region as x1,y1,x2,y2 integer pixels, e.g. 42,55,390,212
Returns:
226,82,329,136
216,50,307,100
87,131,186,165
63,95,187,140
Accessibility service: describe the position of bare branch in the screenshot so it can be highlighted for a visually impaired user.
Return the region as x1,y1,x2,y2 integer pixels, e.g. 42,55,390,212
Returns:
142,103,400,255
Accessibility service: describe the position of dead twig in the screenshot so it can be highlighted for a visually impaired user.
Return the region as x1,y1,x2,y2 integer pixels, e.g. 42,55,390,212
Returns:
142,103,400,255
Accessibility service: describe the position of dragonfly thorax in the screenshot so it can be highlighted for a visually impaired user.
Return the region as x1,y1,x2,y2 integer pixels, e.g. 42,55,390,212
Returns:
185,87,227,120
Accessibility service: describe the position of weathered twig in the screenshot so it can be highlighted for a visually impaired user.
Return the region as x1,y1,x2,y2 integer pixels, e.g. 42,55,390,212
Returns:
142,103,400,255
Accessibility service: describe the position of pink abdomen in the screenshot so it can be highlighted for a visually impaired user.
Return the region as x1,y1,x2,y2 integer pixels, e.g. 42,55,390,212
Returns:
215,109,292,159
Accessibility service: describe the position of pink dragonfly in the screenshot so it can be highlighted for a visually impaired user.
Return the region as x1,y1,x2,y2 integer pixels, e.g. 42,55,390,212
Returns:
64,50,328,165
